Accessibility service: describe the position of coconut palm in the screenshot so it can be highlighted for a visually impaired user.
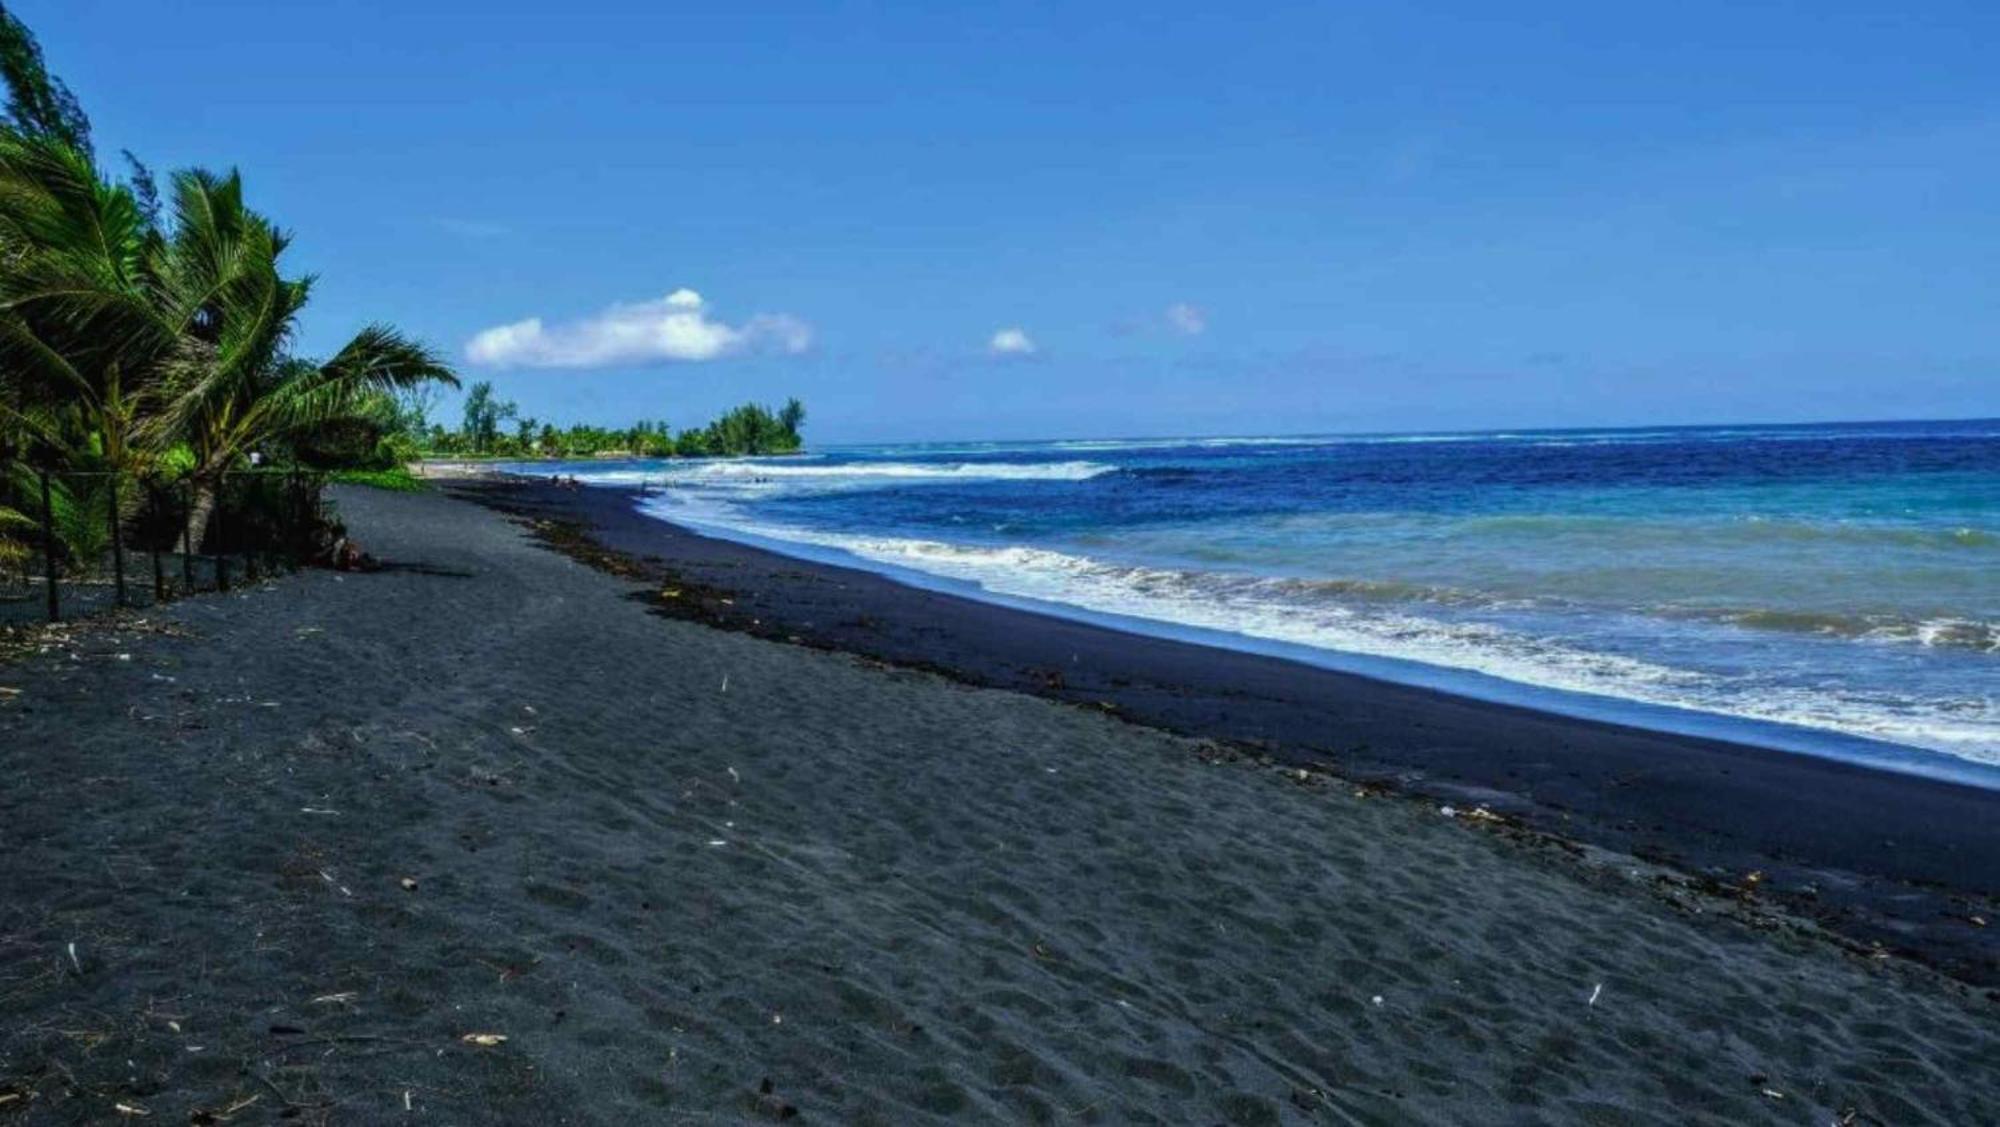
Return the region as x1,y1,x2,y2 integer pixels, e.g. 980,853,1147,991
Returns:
0,132,170,477
0,10,456,569
0,144,455,549
140,168,455,545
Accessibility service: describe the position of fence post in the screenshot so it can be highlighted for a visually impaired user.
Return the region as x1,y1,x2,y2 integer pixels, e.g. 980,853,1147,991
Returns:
150,481,166,602
214,472,229,593
180,479,194,591
39,468,57,622
245,476,260,583
107,469,127,607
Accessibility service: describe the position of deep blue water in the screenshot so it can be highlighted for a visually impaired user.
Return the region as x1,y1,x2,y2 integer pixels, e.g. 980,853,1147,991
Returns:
515,419,2000,778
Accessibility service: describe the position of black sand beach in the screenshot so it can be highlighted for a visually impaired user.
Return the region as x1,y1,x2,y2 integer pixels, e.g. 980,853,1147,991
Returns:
2,482,1996,1124
468,478,2000,986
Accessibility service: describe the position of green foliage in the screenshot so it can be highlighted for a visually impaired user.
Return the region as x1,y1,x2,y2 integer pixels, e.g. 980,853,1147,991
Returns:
0,3,90,156
120,149,157,224
460,381,516,453
329,466,430,493
416,400,806,460
0,460,34,566
0,132,168,474
154,444,196,479
45,471,110,572
0,6,460,570
0,501,29,567
696,402,804,456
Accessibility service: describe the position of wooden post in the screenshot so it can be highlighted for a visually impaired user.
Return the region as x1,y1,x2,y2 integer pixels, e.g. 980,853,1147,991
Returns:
180,480,194,591
39,468,57,622
150,482,166,601
107,470,127,607
214,472,229,593
245,477,260,584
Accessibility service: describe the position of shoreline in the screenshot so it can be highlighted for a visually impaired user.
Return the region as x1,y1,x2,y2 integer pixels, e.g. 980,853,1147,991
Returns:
452,476,2000,985
6,481,1995,1122
651,498,1996,789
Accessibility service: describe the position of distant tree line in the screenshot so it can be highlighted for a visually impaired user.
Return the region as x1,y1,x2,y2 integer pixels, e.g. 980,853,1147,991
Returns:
404,382,807,459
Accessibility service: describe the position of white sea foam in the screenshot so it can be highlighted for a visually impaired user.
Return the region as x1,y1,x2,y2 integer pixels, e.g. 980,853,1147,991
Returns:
571,459,1114,495
677,459,1113,482
633,493,2000,764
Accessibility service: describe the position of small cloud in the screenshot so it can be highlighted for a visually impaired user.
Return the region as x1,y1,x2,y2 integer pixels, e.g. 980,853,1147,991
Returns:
1164,302,1207,335
745,313,813,355
466,289,812,368
989,327,1037,356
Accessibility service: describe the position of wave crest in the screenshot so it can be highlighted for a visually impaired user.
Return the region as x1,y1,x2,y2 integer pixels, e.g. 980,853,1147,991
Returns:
675,459,1113,482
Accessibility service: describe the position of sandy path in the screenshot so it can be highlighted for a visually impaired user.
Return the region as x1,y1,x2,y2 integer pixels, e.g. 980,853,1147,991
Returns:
0,485,1992,1124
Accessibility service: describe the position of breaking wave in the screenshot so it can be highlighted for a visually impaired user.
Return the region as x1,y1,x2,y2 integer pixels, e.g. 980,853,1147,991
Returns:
635,492,2000,764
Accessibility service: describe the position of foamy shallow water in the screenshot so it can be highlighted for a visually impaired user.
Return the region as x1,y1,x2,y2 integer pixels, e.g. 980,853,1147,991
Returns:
503,419,2000,774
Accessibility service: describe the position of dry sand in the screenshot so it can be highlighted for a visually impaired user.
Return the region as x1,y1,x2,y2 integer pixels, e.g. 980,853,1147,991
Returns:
0,485,1993,1124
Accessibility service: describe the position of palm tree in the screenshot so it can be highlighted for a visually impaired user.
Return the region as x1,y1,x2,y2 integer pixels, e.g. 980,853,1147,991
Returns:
0,11,458,564
141,169,456,546
0,132,170,479
0,138,456,552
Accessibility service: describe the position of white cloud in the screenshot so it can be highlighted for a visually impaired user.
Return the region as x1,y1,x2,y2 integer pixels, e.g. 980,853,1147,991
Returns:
745,313,814,355
988,327,1037,355
466,289,812,368
1164,302,1207,335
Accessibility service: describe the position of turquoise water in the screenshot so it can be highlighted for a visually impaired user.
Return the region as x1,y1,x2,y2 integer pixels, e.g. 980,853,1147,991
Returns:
518,419,1999,776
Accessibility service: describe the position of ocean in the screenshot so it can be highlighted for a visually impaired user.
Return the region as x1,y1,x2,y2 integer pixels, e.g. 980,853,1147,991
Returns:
510,419,1999,780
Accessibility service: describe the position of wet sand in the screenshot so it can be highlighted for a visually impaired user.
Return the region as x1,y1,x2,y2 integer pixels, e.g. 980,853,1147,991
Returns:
0,483,1994,1124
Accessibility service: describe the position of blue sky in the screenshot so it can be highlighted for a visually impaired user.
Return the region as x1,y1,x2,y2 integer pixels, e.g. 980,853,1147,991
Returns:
24,0,1999,442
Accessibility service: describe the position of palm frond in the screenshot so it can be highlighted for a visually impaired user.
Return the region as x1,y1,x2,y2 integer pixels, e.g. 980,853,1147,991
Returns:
245,328,456,452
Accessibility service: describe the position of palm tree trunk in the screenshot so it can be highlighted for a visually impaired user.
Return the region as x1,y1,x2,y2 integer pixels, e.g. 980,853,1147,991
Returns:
181,481,217,555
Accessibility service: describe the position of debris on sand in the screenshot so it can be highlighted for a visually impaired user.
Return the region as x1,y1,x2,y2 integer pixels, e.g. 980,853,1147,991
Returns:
187,1094,260,1123
753,1078,799,1120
